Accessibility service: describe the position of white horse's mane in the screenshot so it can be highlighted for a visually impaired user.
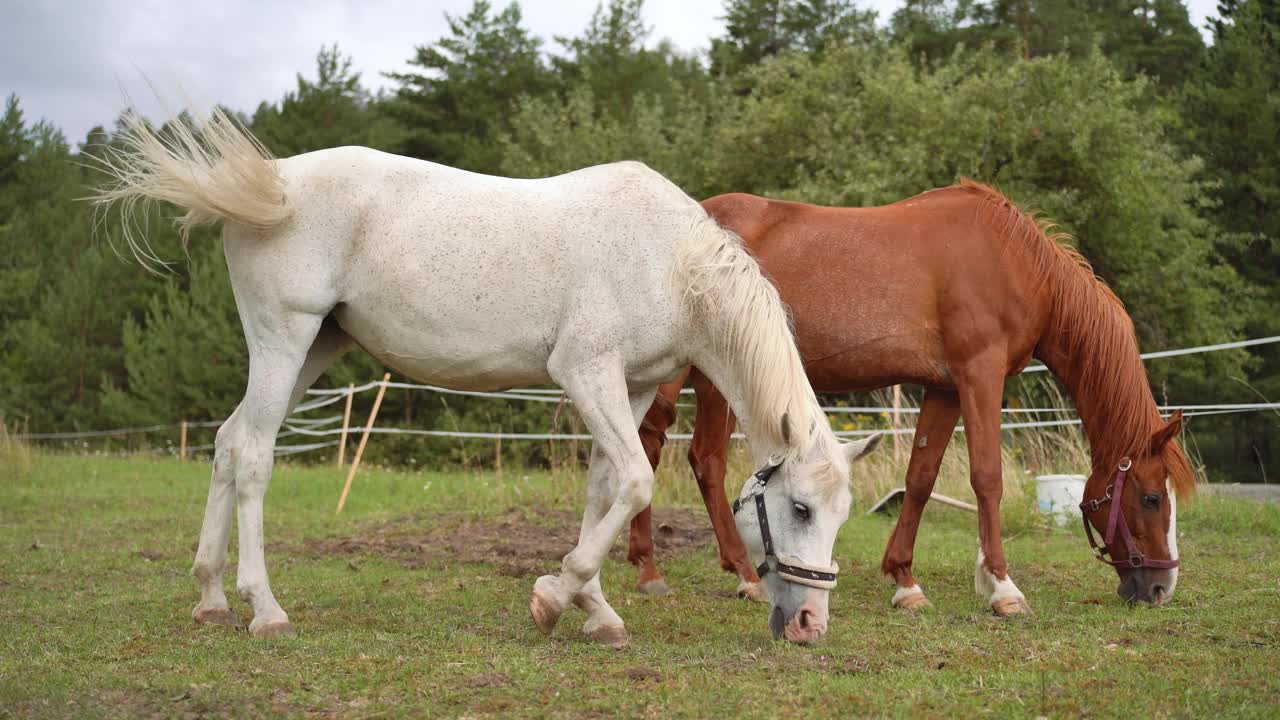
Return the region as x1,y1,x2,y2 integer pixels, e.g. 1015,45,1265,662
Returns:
672,217,830,462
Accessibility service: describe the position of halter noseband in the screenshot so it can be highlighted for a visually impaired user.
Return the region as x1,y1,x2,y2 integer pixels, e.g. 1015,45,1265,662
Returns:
1078,458,1179,570
731,460,839,590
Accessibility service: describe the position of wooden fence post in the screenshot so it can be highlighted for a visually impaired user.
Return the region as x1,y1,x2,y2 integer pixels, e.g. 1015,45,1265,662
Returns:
179,421,188,462
336,374,391,515
495,434,503,478
337,383,354,468
892,385,902,462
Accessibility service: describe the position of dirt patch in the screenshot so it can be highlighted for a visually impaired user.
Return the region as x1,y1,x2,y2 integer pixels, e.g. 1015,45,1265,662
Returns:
622,666,663,683
291,507,714,575
467,672,512,688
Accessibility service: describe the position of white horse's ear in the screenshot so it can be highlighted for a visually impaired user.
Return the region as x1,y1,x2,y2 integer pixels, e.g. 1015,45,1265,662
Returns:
843,433,883,463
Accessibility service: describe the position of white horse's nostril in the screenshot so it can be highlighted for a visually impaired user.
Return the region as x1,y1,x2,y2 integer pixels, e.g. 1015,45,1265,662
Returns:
798,610,812,630
769,606,786,639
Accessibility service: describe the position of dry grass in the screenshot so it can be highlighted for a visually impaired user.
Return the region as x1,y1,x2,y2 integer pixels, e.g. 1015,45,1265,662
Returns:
0,418,34,477
651,384,1096,513
14,379,1198,519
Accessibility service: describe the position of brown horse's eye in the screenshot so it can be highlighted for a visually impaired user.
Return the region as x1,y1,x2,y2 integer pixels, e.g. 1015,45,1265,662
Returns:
1141,493,1161,510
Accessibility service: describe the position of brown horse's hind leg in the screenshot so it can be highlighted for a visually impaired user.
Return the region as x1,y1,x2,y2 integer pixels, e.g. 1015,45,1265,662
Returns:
952,352,1030,616
628,506,669,594
881,388,961,610
686,369,764,601
629,370,688,595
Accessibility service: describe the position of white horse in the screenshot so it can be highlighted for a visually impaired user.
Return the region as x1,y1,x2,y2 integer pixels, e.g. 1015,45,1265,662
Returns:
94,109,880,647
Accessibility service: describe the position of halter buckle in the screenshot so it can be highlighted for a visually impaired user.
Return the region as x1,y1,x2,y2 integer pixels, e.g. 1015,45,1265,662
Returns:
1128,553,1145,568
1118,457,1132,472
1083,484,1113,515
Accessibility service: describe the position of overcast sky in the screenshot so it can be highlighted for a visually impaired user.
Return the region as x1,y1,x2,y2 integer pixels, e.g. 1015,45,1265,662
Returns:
2,0,1223,146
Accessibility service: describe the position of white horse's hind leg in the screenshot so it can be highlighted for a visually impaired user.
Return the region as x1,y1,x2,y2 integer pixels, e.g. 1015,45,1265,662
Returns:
530,353,656,646
229,311,325,637
286,317,355,412
190,315,348,630
191,409,242,627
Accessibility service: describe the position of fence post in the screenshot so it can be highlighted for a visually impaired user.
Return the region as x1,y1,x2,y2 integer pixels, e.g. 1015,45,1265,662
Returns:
495,433,503,478
892,385,902,462
336,373,391,515
337,383,354,468
179,421,188,462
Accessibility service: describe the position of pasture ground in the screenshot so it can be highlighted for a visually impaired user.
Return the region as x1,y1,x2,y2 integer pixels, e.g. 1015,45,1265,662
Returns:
2,454,1279,718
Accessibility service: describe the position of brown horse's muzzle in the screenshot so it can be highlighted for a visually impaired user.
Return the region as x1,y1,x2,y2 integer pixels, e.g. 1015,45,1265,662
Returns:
1116,567,1176,605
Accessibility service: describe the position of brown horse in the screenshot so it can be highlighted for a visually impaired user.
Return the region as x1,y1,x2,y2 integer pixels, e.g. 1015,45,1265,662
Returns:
630,180,1194,615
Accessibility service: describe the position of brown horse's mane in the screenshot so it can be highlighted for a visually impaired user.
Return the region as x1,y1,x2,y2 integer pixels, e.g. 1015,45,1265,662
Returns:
955,179,1195,498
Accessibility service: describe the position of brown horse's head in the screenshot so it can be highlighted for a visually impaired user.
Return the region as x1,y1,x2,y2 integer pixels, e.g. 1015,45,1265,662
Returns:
1082,410,1191,605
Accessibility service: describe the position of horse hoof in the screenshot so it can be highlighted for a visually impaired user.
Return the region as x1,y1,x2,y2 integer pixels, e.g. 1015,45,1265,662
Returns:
585,623,629,649
250,619,297,638
193,607,241,628
737,581,768,603
529,576,565,635
894,592,932,611
991,596,1032,617
638,579,673,596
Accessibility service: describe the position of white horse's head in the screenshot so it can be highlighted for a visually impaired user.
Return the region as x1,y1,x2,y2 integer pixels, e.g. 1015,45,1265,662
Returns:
733,428,881,645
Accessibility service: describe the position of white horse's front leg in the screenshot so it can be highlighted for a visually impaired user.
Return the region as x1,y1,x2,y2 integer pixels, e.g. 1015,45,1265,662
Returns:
564,445,631,647
530,446,651,644
530,356,654,646
573,574,629,649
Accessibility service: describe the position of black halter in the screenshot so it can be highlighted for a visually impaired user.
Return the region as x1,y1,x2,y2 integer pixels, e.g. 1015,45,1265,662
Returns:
731,460,839,589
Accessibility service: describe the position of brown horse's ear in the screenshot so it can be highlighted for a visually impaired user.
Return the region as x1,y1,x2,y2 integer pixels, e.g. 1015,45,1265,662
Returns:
1150,410,1184,453
781,413,792,446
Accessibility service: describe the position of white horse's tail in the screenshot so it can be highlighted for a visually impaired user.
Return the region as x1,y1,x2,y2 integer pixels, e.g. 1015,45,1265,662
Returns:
92,107,290,266
673,214,823,456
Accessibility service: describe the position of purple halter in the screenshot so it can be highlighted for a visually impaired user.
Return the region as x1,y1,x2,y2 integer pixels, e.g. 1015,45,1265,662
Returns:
1079,458,1179,570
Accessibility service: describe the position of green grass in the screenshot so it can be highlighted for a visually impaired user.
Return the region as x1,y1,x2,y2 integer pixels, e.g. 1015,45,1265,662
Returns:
2,454,1279,718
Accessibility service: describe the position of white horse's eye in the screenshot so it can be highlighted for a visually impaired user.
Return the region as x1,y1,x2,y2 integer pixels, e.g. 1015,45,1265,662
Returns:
793,502,810,521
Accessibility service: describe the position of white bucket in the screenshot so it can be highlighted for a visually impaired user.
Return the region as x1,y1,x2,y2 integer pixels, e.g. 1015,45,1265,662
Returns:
1035,474,1086,525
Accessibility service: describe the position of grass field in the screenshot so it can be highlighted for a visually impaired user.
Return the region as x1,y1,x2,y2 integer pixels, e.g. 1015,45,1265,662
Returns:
3,451,1279,718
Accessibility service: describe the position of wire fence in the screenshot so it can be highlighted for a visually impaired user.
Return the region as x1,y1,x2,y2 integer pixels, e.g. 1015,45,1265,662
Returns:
12,334,1280,454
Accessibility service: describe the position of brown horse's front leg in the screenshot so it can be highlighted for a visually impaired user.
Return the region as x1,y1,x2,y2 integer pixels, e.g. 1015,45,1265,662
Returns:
628,370,688,596
881,388,961,610
687,369,765,601
953,352,1030,616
